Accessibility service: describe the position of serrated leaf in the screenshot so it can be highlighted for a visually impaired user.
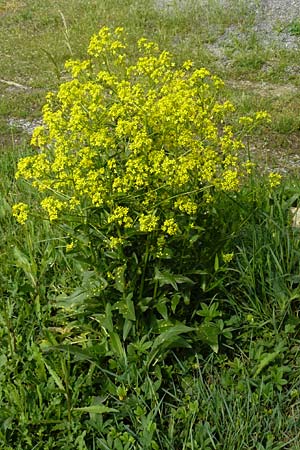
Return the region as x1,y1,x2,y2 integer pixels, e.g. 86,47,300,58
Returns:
44,362,64,391
254,351,281,378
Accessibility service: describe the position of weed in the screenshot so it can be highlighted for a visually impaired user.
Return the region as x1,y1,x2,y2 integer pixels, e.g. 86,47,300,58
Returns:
1,1,300,448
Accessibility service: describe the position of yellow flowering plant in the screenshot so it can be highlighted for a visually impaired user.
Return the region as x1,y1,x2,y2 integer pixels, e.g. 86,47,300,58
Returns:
13,27,272,339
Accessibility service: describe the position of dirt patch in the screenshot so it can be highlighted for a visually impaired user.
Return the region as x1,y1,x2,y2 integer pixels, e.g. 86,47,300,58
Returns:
226,79,299,98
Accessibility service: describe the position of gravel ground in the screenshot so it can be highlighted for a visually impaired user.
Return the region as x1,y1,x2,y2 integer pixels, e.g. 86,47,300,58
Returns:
254,0,300,49
156,0,300,50
260,0,300,23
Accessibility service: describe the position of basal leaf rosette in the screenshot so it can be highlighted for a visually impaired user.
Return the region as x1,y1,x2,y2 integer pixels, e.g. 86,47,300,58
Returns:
14,27,266,252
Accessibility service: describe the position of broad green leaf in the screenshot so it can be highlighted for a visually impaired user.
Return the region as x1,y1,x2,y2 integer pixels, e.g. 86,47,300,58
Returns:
113,293,136,321
56,288,89,309
173,274,195,285
171,293,181,313
151,324,194,353
197,322,219,353
154,268,194,290
156,301,168,320
114,264,126,293
104,302,114,333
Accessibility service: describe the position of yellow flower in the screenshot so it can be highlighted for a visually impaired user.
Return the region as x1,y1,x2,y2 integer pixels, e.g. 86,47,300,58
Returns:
161,218,180,236
108,237,124,249
174,197,197,215
66,241,75,252
268,172,282,188
139,213,159,232
12,202,29,225
255,111,271,123
41,197,64,222
182,60,194,70
222,252,234,263
238,116,254,126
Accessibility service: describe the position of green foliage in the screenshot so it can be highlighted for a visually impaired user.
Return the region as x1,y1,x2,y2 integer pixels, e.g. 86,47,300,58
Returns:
287,19,300,36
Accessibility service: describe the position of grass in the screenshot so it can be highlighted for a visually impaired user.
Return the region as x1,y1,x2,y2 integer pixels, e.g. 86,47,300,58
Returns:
2,0,300,448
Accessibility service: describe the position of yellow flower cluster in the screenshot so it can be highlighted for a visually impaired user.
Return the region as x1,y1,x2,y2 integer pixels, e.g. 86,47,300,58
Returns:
14,26,270,248
107,206,133,228
161,218,180,236
12,202,29,225
268,172,282,188
222,252,234,263
139,213,159,232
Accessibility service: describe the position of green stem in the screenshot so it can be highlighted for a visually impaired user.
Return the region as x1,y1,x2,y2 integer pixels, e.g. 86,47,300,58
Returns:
139,237,150,301
153,278,159,302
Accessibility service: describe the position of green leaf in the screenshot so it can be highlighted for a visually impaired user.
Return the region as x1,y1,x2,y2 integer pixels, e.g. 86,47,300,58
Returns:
156,301,168,320
74,405,118,414
147,324,194,366
196,302,221,320
104,302,114,333
114,264,126,293
114,293,136,321
123,319,133,341
13,246,37,288
254,351,281,378
173,274,195,285
171,293,181,313
110,332,126,361
126,293,136,321
43,362,64,391
214,253,219,272
154,267,178,289
154,267,194,290
56,288,89,309
197,322,219,353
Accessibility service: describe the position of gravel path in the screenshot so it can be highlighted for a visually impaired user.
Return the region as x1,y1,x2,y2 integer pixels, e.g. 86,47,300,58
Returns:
260,0,300,23
254,0,300,49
